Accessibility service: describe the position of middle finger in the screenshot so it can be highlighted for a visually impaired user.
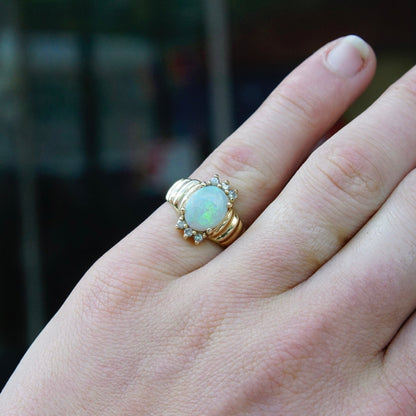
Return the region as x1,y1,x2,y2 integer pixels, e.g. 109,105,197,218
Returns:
212,65,416,296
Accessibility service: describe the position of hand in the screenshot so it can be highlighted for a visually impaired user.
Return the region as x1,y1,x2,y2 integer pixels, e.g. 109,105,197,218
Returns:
2,35,416,415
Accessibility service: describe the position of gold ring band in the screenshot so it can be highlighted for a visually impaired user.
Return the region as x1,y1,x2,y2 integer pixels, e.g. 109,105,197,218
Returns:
166,175,244,246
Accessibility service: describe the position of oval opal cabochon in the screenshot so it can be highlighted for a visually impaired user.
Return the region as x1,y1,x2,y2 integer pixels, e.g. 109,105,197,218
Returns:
184,186,228,232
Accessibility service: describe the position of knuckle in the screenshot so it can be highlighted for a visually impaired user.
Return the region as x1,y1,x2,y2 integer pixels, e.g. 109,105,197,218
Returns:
76,259,163,321
310,142,384,207
254,312,339,395
76,268,136,322
209,141,255,177
387,69,416,108
267,85,321,131
165,283,231,363
399,169,416,214
208,141,274,192
381,371,416,416
394,169,416,243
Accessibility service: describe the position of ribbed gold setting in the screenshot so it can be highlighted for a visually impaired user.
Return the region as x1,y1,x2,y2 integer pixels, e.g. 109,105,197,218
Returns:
166,178,203,213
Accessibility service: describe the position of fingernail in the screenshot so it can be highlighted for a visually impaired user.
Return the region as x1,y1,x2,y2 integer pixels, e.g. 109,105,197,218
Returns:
326,35,370,77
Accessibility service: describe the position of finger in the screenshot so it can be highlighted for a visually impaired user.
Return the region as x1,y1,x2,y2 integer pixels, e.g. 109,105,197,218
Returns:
297,168,416,414
95,35,375,288
215,63,416,296
300,168,416,355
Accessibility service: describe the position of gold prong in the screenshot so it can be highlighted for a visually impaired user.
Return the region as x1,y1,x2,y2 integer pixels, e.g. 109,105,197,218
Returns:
227,202,232,208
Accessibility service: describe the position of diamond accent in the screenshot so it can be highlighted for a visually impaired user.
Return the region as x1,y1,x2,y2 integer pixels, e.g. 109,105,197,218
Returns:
184,228,193,237
194,233,204,244
228,190,237,201
210,177,219,186
222,182,229,191
176,219,186,229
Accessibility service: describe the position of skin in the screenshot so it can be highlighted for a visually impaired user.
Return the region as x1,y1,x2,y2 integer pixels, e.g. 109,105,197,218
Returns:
2,36,416,415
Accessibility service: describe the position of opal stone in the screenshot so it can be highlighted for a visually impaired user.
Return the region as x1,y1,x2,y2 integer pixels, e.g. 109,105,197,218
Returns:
185,186,228,231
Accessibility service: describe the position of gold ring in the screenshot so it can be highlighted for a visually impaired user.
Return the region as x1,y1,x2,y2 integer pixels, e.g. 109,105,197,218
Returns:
166,174,244,246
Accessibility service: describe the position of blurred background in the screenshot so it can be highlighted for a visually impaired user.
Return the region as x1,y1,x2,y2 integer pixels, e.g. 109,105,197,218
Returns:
1,0,415,388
